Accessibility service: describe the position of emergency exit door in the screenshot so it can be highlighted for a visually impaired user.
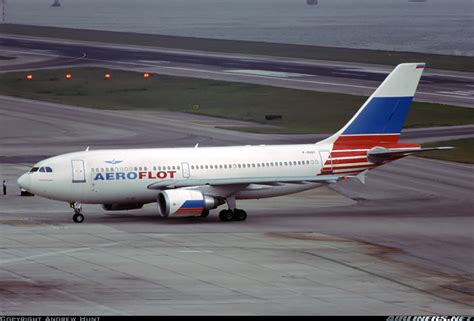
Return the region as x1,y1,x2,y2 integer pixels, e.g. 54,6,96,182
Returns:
181,162,190,178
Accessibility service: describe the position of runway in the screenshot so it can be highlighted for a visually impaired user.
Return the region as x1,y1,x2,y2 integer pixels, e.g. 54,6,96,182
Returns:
1,34,473,108
1,96,473,314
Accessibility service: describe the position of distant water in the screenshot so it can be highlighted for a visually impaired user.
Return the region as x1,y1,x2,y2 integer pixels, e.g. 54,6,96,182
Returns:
4,0,474,56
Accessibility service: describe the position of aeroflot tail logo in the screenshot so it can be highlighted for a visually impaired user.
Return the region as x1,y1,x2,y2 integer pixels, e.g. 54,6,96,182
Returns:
94,170,177,181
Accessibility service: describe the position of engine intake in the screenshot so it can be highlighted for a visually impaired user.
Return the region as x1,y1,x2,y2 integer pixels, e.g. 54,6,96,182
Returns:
157,190,222,217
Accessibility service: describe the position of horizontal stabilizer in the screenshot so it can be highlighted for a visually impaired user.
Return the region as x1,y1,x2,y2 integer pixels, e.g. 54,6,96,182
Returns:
368,146,454,163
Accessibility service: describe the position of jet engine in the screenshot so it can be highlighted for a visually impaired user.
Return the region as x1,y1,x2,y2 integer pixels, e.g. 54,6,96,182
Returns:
102,203,144,211
157,190,223,217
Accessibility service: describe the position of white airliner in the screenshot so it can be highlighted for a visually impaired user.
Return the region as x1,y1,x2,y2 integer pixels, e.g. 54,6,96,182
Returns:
17,63,451,223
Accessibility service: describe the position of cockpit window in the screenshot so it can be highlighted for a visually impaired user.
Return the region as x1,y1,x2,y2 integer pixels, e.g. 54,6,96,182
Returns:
45,167,53,173
39,167,45,172
30,167,39,173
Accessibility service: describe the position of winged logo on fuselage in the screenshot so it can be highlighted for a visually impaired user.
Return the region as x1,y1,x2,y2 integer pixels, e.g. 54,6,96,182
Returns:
104,160,123,165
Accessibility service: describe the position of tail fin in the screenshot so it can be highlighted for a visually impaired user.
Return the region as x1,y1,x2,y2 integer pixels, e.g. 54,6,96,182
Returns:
322,63,425,145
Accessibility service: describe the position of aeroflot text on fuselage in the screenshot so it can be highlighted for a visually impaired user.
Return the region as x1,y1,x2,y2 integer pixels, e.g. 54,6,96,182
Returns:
94,170,177,181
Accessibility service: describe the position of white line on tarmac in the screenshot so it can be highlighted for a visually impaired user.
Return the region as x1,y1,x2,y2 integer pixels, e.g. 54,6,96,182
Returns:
0,241,127,265
0,247,91,265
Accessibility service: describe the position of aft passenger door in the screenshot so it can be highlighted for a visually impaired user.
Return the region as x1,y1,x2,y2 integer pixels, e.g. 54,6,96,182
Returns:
319,150,333,174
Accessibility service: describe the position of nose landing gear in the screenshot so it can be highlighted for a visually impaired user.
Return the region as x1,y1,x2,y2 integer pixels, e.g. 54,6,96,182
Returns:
70,202,84,223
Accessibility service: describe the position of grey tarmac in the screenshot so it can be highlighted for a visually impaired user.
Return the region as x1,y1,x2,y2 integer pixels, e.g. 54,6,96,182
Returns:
0,96,473,314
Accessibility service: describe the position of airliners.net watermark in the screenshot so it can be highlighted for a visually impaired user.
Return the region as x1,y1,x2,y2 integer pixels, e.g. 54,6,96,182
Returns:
387,317,473,321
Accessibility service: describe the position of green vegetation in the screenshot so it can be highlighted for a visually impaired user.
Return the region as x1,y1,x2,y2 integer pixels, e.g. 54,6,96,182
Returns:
0,67,473,134
417,138,474,164
1,23,473,72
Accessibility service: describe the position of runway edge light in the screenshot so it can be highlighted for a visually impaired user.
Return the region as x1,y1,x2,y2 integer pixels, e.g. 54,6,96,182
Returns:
143,72,151,78
65,73,72,79
26,74,33,80
104,73,112,79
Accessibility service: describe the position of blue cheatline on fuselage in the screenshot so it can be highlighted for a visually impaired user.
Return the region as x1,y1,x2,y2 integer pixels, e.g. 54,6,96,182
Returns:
342,96,413,135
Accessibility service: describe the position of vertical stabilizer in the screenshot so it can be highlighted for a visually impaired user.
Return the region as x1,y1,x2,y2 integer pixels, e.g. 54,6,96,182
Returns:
322,63,425,144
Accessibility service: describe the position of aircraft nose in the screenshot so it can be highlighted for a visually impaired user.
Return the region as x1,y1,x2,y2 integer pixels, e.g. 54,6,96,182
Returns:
17,173,31,190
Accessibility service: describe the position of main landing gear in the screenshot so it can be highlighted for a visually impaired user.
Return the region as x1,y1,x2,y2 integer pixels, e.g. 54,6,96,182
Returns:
218,209,247,222
70,202,84,223
218,195,247,222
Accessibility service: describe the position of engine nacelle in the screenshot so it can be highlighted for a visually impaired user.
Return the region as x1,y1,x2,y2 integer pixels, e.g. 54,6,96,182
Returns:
102,203,143,211
157,190,222,217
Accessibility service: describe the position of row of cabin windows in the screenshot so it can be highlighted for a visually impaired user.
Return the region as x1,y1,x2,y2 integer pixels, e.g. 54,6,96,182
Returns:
191,160,315,170
91,165,180,173
90,160,317,173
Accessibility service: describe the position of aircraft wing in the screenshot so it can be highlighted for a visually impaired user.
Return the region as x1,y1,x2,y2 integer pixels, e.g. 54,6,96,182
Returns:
147,174,350,190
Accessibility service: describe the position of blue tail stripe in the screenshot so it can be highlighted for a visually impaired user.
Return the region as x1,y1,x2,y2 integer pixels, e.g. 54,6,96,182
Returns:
342,97,413,135
181,200,204,209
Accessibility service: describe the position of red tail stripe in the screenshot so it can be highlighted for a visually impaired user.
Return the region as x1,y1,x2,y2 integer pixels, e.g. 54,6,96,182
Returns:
330,151,368,157
323,164,376,171
319,169,365,176
331,157,368,164
332,134,420,151
335,134,400,144
333,143,419,150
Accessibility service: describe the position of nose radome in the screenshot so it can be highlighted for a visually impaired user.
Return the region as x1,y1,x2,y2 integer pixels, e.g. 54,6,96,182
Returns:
17,173,31,190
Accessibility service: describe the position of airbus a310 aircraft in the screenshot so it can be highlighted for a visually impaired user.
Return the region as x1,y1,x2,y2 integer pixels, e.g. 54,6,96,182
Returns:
17,63,451,223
